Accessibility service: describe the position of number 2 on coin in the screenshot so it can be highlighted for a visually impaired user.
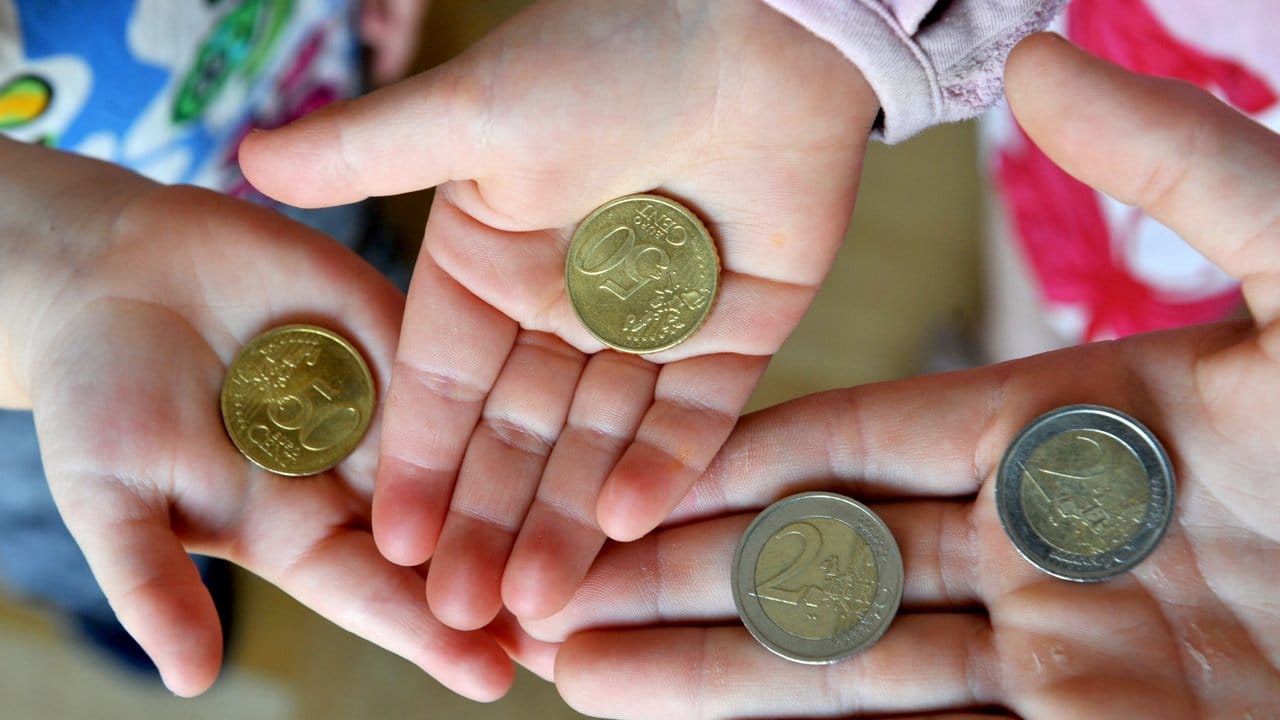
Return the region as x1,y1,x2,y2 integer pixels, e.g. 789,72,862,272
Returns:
1024,433,1115,531
752,522,824,607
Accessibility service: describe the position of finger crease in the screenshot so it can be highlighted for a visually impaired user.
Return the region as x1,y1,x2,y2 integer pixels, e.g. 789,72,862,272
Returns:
942,504,980,606
635,438,706,479
482,416,556,459
401,360,489,405
825,389,866,479
972,366,1012,484
963,615,1001,704
531,495,597,535
1137,103,1206,218
655,391,736,422
564,420,631,455
334,102,368,197
454,504,522,535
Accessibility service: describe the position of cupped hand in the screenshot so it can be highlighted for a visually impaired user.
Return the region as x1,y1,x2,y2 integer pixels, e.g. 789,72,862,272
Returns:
240,0,880,629
1,142,512,700
524,34,1280,719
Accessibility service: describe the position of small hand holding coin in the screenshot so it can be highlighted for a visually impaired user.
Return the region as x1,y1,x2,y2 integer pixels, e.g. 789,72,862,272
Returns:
240,0,881,629
520,35,1280,719
0,142,514,700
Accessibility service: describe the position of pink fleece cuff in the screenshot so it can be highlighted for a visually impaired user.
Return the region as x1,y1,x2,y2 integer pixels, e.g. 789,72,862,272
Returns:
762,0,1067,142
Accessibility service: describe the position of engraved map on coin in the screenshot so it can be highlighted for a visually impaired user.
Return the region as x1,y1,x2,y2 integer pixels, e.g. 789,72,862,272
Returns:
1020,429,1150,555
566,194,719,353
221,325,374,476
996,405,1175,582
733,492,902,664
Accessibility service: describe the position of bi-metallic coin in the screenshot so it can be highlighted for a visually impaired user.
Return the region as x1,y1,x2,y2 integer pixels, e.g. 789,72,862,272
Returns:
221,324,374,476
996,404,1175,582
733,492,903,664
566,194,719,353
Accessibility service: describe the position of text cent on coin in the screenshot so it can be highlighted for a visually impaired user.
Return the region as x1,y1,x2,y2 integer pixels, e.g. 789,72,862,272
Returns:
566,194,719,354
221,325,375,476
733,492,903,664
996,404,1175,582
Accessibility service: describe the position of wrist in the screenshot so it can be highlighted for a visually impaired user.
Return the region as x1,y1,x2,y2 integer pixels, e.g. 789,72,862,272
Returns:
757,0,1069,142
745,0,881,136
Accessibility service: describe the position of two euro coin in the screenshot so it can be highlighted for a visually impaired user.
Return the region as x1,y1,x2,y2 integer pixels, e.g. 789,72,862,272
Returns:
733,492,903,664
996,404,1175,582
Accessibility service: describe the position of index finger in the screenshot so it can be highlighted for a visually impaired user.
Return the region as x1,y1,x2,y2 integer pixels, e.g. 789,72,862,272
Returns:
670,337,1167,523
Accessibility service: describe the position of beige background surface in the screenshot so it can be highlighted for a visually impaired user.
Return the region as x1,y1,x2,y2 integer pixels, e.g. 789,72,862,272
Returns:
0,1,986,717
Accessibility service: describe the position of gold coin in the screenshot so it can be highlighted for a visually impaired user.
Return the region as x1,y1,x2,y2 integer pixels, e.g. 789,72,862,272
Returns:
566,194,719,353
220,325,374,476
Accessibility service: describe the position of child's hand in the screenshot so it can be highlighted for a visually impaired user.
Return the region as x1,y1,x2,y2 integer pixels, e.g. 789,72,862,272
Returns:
0,141,512,700
240,0,879,630
522,35,1280,719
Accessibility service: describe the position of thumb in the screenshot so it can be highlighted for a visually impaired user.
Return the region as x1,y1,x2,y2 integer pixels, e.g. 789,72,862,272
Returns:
53,480,224,696
1005,32,1280,323
239,61,478,208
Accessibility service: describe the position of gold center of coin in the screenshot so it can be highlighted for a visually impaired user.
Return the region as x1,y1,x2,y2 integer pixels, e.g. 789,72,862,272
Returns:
752,517,877,640
566,194,719,353
1020,429,1150,555
220,325,374,476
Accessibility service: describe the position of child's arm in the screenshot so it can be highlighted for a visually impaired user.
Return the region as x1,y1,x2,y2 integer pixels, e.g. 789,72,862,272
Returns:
0,139,513,700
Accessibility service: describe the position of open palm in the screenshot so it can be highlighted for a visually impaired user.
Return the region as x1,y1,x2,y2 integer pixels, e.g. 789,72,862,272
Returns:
520,36,1280,719
7,143,512,700
240,0,880,629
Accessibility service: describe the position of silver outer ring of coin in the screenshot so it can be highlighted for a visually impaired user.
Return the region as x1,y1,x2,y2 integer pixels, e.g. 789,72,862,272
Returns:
732,491,903,664
995,404,1176,582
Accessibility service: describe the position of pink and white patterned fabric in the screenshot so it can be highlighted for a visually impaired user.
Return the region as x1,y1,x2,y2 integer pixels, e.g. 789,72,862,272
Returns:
765,0,1278,341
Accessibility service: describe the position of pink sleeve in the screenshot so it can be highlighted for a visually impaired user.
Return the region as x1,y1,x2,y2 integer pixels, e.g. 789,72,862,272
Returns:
761,0,1067,142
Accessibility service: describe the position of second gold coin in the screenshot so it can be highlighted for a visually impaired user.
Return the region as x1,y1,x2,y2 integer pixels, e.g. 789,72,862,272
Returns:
221,324,374,476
